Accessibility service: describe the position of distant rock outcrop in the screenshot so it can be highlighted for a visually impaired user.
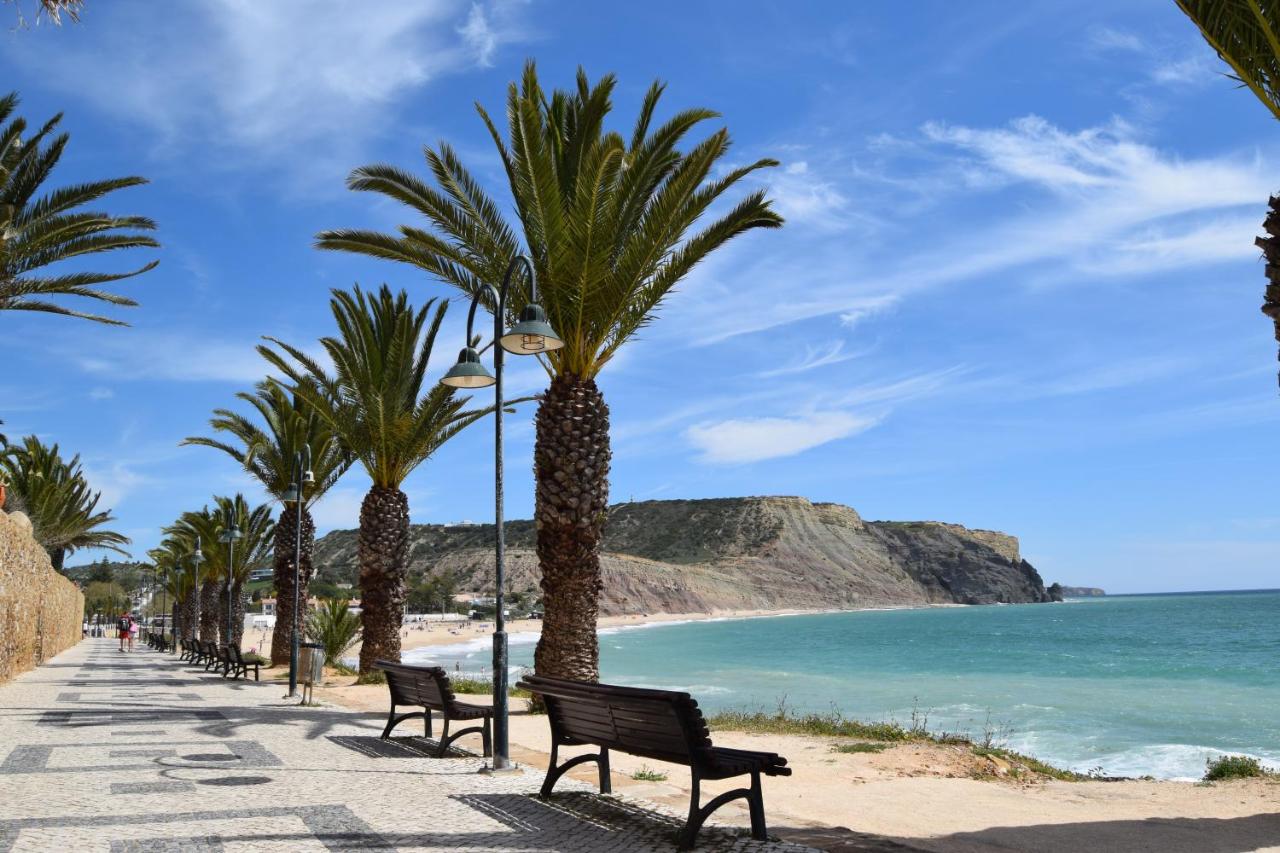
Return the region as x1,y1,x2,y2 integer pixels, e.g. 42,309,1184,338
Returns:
1058,586,1106,598
312,496,1052,615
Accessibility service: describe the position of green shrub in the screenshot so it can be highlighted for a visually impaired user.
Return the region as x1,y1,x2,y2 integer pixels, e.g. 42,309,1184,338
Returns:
707,708,916,742
831,742,889,754
1204,755,1269,781
631,765,668,781
448,675,531,698
305,598,361,667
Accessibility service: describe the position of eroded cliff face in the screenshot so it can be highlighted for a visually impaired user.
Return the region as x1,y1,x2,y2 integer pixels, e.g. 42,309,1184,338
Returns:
313,496,1050,615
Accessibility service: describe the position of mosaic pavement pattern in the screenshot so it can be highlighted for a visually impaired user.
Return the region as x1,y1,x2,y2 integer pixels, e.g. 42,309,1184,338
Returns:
0,639,826,852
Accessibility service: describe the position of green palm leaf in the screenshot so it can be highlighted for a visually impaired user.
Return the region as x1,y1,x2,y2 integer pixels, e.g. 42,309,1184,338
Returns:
0,92,158,326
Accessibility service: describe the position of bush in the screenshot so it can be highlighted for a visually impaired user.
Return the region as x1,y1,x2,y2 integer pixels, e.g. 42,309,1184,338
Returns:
1204,755,1269,781
831,742,889,754
630,766,668,782
305,598,361,667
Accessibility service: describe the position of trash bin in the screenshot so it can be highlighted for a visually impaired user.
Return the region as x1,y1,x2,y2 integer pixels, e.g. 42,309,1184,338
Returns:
299,642,325,684
297,642,325,702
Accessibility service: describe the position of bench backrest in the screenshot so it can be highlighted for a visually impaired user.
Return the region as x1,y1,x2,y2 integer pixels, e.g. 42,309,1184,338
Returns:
373,660,458,711
518,674,714,767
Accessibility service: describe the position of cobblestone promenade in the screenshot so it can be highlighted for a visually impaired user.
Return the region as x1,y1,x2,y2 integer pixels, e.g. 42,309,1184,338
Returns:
0,638,820,852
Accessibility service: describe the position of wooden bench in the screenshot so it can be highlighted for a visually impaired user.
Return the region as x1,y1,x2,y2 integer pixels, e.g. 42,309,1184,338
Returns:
517,674,791,850
373,660,492,758
201,641,223,673
180,637,200,663
226,646,259,681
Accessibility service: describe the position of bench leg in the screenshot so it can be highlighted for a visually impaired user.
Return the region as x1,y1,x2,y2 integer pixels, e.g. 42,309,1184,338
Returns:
747,770,767,840
540,743,610,799
424,708,433,739
481,716,491,758
437,716,450,757
679,772,702,851
678,768,759,851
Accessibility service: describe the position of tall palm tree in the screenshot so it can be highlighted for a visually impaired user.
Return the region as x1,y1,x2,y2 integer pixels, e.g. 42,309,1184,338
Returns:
259,285,489,677
166,507,224,644
211,494,273,647
149,539,192,641
315,63,782,680
1,435,130,570
1175,1,1280,385
0,92,158,326
183,380,352,664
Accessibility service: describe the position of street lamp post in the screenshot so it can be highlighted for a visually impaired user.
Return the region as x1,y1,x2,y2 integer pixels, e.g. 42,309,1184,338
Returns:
219,511,242,649
189,537,204,648
440,253,562,772
282,448,314,699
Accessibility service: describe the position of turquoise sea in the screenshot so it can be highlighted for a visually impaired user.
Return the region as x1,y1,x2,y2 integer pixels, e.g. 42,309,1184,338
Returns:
403,590,1280,780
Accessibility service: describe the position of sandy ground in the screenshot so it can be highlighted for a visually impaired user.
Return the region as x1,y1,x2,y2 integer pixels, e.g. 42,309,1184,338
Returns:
244,607,814,662
304,677,1280,851
248,608,1280,852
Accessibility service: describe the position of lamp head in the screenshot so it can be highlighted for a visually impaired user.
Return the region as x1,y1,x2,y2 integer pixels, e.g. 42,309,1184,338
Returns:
281,483,299,503
500,303,563,355
440,346,496,389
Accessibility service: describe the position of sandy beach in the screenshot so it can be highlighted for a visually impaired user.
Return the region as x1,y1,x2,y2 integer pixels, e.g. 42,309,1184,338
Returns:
244,606,823,662
306,672,1279,851
248,608,1280,850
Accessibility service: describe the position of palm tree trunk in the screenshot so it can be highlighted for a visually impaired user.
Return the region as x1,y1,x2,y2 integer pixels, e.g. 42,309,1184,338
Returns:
229,580,246,648
50,548,65,572
532,373,611,682
198,580,219,643
1256,195,1280,389
356,485,409,676
183,584,199,642
270,503,315,666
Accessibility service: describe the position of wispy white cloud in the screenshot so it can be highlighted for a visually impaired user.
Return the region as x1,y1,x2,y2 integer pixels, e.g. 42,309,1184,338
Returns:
1150,53,1219,86
8,0,527,185
1089,26,1146,53
70,334,273,384
88,387,115,401
686,411,878,464
671,115,1274,347
756,340,859,378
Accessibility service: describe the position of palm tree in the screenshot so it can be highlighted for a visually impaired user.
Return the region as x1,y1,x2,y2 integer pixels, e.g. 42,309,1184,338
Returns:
259,285,489,677
166,507,223,644
166,498,273,647
1175,1,1280,385
211,494,273,647
0,92,158,325
315,63,782,680
1,435,130,570
183,380,352,665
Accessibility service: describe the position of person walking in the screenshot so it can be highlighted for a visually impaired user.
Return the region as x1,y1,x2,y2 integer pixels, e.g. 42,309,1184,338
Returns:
116,612,132,652
127,615,139,652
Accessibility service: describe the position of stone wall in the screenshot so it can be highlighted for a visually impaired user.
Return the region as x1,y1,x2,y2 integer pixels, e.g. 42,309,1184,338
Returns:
0,509,84,682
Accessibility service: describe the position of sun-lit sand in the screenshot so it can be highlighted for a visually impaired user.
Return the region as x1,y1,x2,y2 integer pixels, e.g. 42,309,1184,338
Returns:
248,609,1280,850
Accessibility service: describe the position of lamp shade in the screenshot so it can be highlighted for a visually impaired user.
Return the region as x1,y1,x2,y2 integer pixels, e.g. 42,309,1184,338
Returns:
500,303,563,354
440,347,496,388
281,483,300,503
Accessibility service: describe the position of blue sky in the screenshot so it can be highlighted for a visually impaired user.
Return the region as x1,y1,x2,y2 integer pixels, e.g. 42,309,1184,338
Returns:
3,0,1278,594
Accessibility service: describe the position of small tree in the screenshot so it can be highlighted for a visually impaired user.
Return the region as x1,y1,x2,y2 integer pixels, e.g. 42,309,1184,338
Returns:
306,598,362,668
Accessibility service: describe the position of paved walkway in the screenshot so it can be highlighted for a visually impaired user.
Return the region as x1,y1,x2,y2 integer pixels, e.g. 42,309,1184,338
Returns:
0,638,822,852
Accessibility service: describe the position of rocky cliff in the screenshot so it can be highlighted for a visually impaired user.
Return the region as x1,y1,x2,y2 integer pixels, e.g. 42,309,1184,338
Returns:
313,496,1051,615
1059,586,1106,597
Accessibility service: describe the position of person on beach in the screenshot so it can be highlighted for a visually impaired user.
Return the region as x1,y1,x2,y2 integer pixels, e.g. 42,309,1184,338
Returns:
116,612,132,652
